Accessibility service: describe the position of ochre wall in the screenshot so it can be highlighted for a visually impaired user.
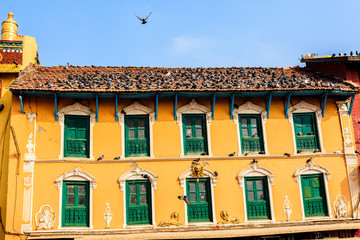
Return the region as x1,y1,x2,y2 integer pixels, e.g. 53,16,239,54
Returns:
7,94,354,231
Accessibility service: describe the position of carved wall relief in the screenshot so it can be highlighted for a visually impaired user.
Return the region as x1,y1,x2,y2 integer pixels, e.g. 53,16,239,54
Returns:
35,205,56,230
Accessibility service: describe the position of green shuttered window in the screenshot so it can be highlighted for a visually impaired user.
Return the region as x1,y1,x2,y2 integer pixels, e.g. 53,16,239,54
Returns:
126,180,152,225
64,116,90,158
62,181,89,227
239,115,264,153
293,113,319,152
187,178,212,222
301,174,328,217
183,114,207,155
125,115,150,157
245,177,271,220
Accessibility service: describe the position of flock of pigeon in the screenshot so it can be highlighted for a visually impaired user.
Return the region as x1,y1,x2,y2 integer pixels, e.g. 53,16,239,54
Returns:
13,65,352,92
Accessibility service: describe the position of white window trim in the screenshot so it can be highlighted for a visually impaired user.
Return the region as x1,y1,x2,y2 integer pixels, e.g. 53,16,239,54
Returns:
58,102,96,160
178,168,217,225
233,101,269,156
287,101,324,155
237,162,275,222
118,166,158,228
117,101,155,159
293,159,332,220
54,167,97,230
176,99,213,157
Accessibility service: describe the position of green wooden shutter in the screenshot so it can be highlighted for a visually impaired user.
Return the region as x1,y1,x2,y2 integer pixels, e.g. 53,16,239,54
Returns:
301,174,328,217
293,113,319,152
239,115,264,153
125,115,150,157
126,180,152,225
62,181,89,227
64,116,90,158
187,178,212,222
183,115,207,155
245,177,271,220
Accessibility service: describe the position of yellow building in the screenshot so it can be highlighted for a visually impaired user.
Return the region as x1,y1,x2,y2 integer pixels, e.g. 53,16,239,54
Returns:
0,12,38,240
2,13,360,240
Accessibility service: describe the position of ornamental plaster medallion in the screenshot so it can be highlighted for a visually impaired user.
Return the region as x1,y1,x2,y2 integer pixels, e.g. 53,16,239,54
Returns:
344,127,353,148
336,101,349,116
104,202,113,229
55,167,97,190
218,210,240,224
333,195,349,218
191,160,206,177
283,196,292,221
118,164,158,191
179,166,217,188
35,205,55,230
26,133,34,154
158,212,181,227
24,173,32,187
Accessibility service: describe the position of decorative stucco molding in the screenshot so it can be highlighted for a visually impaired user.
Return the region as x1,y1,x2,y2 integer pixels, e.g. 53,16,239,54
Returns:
58,102,96,160
104,202,113,229
232,101,269,156
237,162,275,188
35,205,56,230
117,101,155,158
179,168,218,188
336,101,349,116
176,99,213,157
118,165,158,191
293,159,331,183
333,195,349,218
54,167,97,190
287,101,324,155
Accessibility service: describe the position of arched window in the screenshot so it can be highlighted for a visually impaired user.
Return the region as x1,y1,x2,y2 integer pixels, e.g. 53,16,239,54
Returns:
176,99,212,157
293,159,332,219
118,102,155,158
118,165,158,228
233,101,268,156
288,101,324,154
179,165,217,225
54,167,97,229
237,162,275,222
58,102,96,160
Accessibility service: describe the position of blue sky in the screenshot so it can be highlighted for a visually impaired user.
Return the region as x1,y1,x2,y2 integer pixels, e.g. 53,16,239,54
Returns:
2,0,360,68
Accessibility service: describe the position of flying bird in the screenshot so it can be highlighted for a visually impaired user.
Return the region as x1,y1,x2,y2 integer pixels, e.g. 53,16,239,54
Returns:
136,12,151,24
97,155,104,161
178,195,191,206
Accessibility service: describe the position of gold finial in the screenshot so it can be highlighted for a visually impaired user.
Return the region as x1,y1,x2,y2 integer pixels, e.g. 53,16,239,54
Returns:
1,12,19,40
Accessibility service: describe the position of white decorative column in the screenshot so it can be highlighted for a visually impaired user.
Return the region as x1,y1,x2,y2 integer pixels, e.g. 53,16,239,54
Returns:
22,113,36,233
336,101,360,219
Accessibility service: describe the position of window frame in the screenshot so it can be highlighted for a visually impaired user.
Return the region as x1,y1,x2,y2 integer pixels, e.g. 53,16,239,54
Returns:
293,113,320,152
62,180,90,227
176,99,213,157
237,162,275,222
182,114,208,156
238,114,265,154
118,102,155,159
58,102,96,160
288,101,324,155
64,115,90,158
244,176,271,220
125,115,150,157
233,101,268,156
186,178,213,223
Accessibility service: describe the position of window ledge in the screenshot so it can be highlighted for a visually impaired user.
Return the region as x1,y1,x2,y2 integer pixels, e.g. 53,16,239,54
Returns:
303,216,332,221
124,224,154,229
294,151,324,156
245,220,274,224
187,222,217,227
59,157,94,161
57,227,92,231
181,154,213,158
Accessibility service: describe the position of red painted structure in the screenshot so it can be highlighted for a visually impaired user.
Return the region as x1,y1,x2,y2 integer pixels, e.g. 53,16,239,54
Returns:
302,56,360,152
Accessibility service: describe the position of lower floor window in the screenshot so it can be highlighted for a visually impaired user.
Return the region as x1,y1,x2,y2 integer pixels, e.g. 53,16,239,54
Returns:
126,180,152,225
187,178,212,222
301,174,328,217
62,181,89,227
245,177,271,220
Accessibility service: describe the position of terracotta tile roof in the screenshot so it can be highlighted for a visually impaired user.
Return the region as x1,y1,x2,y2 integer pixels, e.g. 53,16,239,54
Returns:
8,65,358,93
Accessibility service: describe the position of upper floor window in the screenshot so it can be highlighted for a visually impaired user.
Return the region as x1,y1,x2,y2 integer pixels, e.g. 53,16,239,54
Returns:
125,115,150,157
176,99,213,157
183,114,207,155
64,116,90,158
58,102,96,160
293,113,319,152
239,115,264,154
288,101,324,154
118,102,155,159
233,101,268,156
